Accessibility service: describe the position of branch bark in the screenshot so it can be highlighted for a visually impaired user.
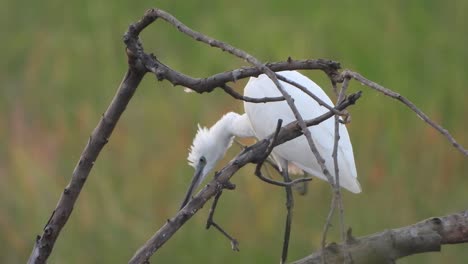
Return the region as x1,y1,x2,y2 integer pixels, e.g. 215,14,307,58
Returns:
342,70,468,157
27,54,147,264
292,210,468,264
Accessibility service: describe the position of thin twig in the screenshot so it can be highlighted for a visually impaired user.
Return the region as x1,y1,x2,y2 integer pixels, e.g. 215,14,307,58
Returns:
210,221,240,251
206,191,239,251
321,193,336,263
276,74,342,115
221,84,285,103
320,78,351,264
333,78,351,263
280,161,294,264
255,171,313,187
254,120,313,187
343,70,468,157
335,78,350,233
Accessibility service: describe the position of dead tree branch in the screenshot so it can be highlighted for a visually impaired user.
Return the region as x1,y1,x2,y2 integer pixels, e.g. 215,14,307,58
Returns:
28,7,468,264
205,190,240,251
322,78,353,263
27,54,147,264
342,70,468,157
292,210,468,264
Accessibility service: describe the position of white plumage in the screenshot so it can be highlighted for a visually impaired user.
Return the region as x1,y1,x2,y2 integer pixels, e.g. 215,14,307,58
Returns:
181,70,360,209
244,71,361,193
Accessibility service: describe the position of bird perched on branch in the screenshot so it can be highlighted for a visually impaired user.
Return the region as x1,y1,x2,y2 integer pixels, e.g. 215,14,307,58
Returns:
180,70,360,209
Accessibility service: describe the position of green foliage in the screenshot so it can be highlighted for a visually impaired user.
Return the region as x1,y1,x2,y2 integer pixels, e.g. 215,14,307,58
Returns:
1,1,467,263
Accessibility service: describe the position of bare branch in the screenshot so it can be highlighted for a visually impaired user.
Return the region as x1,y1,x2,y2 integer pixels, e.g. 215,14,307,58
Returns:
254,119,313,187
321,194,336,261
27,54,147,264
205,191,239,251
280,160,294,264
220,84,285,103
292,210,468,264
333,78,351,262
321,77,351,262
148,56,341,93
276,74,341,115
343,70,468,157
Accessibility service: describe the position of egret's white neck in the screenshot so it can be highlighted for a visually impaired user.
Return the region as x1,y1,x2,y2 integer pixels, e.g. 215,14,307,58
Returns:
187,112,255,175
210,112,254,142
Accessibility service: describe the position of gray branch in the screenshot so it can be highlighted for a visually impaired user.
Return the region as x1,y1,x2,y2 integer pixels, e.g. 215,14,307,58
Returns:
292,210,468,264
27,55,147,264
342,70,468,157
28,7,468,264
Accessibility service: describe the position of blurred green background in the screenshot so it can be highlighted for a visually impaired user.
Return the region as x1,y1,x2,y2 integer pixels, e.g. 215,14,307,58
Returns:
1,0,467,263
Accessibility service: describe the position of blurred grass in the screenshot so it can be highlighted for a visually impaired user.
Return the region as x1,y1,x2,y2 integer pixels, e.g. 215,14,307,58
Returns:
1,0,467,263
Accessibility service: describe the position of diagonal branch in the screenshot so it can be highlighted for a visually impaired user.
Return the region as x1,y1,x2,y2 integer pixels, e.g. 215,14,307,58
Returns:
27,53,147,264
342,70,468,157
276,74,340,115
292,210,468,264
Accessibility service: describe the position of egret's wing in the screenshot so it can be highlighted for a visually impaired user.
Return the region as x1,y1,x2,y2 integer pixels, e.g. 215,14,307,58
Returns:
244,71,360,193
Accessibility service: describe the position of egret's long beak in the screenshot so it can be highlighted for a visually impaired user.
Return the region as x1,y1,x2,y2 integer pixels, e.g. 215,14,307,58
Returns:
180,162,205,210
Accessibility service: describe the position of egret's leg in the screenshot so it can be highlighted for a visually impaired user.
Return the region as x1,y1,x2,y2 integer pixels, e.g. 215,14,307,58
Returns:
280,161,293,264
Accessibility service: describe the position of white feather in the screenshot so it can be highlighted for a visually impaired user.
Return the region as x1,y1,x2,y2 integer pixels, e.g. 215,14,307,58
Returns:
244,71,361,193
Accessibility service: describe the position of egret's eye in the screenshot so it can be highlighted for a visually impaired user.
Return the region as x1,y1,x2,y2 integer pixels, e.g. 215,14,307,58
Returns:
199,156,206,164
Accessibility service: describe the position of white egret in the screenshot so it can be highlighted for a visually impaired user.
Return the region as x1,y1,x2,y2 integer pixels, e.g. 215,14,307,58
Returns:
243,70,361,193
180,112,255,208
181,70,360,208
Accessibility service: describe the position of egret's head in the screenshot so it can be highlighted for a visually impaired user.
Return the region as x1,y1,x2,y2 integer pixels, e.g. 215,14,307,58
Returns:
180,122,234,209
188,125,223,184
